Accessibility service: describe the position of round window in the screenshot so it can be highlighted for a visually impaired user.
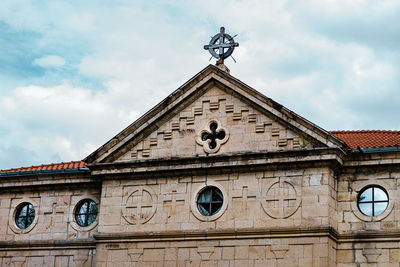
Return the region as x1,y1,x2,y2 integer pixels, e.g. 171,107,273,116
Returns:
75,199,98,227
197,186,224,216
15,202,35,229
358,186,388,217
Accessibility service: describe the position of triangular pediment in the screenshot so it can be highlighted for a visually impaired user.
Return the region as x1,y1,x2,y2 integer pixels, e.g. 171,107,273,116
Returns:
84,65,347,165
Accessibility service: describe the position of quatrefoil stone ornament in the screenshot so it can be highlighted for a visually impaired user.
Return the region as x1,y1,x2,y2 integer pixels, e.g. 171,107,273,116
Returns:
196,120,229,153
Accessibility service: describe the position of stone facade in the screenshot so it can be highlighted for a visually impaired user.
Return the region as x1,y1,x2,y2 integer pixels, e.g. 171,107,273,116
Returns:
0,172,99,266
1,65,399,266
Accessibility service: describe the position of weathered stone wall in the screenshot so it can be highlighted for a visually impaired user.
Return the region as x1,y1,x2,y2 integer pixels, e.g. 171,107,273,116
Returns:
337,242,400,267
0,186,100,241
0,248,95,267
338,168,399,233
95,237,335,267
336,162,400,266
0,182,100,266
98,167,336,233
95,166,337,266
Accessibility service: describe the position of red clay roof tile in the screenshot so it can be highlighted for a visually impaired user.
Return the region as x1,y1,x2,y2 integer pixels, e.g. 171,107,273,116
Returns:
330,130,400,149
0,161,87,173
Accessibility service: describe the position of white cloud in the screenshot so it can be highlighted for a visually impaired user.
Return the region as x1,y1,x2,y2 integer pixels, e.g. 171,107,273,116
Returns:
1,0,400,169
0,82,140,168
33,55,65,68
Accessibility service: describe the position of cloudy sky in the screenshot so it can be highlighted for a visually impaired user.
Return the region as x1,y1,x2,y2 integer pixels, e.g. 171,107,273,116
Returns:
1,0,400,169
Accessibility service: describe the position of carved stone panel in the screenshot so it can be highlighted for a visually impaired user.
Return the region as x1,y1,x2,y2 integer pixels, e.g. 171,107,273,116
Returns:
261,178,301,219
123,186,157,225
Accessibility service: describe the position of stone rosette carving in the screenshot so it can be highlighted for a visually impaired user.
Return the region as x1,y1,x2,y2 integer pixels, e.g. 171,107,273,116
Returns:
261,178,301,219
123,186,157,225
196,119,229,153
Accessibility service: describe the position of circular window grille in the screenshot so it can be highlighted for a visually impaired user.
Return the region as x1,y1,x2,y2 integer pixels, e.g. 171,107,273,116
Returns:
196,186,224,216
358,186,389,217
15,202,35,229
75,199,98,227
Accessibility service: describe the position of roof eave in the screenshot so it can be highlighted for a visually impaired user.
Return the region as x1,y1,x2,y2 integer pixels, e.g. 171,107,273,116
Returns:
0,168,90,177
350,146,400,153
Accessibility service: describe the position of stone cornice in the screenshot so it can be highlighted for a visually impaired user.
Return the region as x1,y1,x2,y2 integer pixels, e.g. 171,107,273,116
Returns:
0,172,99,190
94,226,339,243
3,228,400,250
339,230,400,243
0,238,95,250
343,151,400,168
93,226,400,244
88,148,346,177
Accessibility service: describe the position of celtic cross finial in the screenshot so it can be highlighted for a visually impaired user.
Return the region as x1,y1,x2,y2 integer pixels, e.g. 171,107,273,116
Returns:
204,27,239,65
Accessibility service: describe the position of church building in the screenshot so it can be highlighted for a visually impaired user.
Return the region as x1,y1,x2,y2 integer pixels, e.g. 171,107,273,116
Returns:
1,30,400,266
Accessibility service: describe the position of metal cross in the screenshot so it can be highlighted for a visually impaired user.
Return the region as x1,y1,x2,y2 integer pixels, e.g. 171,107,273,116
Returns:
204,27,239,65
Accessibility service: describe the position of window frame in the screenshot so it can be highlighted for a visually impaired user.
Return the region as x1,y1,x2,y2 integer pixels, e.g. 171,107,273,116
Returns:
351,180,394,222
15,202,35,230
75,199,98,227
9,197,39,234
357,185,389,217
70,195,99,231
196,186,224,216
190,182,228,222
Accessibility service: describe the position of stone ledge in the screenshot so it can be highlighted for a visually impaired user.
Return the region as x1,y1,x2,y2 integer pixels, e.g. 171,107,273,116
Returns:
93,227,400,244
0,180,101,190
344,150,400,167
339,231,400,243
94,226,339,243
0,238,95,250
89,148,345,177
0,172,96,189
344,158,400,167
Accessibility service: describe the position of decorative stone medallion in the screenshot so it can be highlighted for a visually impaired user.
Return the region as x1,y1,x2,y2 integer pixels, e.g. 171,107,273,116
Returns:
261,178,301,219
123,186,157,225
196,119,229,153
